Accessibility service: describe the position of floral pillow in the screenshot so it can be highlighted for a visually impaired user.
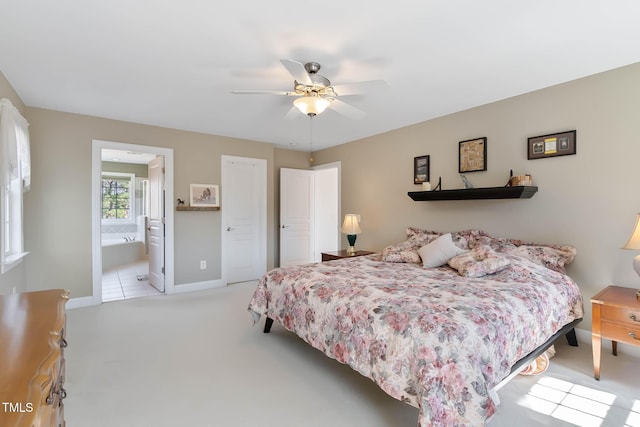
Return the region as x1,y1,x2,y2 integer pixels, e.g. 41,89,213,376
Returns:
381,227,442,263
509,244,576,273
459,230,576,274
447,244,511,278
406,227,443,247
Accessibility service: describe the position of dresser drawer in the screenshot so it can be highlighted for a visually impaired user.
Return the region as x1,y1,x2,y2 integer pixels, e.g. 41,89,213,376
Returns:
601,305,640,326
601,321,640,346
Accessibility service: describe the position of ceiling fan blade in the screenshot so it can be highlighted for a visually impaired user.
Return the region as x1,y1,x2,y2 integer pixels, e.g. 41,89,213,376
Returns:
331,80,389,96
330,99,366,120
231,90,298,96
280,59,313,85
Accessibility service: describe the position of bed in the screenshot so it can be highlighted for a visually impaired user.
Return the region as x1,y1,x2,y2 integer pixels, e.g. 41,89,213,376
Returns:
248,229,584,426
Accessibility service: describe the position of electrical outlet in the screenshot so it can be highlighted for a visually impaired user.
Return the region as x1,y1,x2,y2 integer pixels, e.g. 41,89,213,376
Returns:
200,260,207,270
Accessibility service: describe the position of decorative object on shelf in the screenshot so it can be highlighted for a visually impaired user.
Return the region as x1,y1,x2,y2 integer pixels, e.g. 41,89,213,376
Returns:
510,175,532,186
622,213,640,281
459,174,474,189
177,198,185,206
421,182,431,191
340,214,362,256
433,176,442,191
190,184,219,208
527,130,576,160
413,155,430,184
459,137,487,173
408,185,538,201
505,169,533,187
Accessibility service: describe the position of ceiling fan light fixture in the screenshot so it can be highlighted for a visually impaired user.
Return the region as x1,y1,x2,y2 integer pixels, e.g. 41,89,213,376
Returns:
293,95,330,116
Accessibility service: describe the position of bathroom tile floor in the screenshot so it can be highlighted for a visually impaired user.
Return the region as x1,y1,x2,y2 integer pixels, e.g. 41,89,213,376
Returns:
102,260,162,302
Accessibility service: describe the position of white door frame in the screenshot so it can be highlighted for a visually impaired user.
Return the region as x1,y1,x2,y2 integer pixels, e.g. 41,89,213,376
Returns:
221,155,267,284
91,140,175,305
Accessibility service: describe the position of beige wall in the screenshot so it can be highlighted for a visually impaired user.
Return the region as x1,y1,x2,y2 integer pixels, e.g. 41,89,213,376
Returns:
20,107,290,298
314,62,640,332
4,62,640,331
0,71,27,294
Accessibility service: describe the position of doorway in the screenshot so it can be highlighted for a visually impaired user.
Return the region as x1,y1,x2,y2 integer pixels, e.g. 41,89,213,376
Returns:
279,162,340,266
91,140,175,304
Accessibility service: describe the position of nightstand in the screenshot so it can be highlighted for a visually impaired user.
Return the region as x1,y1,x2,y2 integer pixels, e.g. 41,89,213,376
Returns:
591,285,640,380
321,250,375,262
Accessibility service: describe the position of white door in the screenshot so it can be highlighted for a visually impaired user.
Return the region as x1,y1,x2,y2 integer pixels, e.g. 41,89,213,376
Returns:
222,156,266,284
148,156,165,292
280,168,315,266
313,166,339,261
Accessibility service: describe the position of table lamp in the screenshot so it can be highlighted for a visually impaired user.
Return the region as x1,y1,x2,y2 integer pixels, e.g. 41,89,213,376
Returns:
341,214,361,256
623,214,640,295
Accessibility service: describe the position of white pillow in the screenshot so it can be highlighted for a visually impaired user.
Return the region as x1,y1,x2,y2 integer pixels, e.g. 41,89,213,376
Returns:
418,233,467,268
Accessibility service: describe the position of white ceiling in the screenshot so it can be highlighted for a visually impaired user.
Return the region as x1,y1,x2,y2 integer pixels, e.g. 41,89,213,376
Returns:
1,1,640,152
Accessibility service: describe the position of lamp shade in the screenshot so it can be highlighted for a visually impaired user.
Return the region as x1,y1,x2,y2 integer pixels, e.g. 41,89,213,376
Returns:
340,214,361,235
293,96,330,116
624,213,640,250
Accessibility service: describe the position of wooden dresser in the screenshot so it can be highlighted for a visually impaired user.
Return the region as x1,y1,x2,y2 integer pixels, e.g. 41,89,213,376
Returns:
0,289,69,427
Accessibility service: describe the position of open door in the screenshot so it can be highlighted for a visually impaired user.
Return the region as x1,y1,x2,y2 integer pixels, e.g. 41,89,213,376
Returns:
148,156,165,292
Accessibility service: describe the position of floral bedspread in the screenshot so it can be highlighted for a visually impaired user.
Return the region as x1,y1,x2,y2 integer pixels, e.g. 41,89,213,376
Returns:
248,244,583,426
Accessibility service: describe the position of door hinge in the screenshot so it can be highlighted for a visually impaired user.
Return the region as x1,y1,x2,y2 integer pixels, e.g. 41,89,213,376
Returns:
162,266,165,274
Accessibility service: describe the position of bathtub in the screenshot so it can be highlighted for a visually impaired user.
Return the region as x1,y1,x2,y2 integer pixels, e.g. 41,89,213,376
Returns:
102,238,147,272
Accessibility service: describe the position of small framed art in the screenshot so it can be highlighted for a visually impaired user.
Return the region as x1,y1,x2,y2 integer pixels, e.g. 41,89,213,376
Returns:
413,155,430,184
459,137,487,173
527,130,576,160
190,184,219,207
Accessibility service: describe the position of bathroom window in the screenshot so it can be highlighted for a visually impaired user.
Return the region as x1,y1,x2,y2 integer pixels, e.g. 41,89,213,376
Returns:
101,172,135,222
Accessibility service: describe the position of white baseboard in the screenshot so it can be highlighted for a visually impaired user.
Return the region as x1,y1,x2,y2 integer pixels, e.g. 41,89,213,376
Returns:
66,296,96,310
574,327,640,359
168,279,225,295
68,280,224,307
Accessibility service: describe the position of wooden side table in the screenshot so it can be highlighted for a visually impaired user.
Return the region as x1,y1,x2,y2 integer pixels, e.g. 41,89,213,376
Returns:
591,285,640,380
321,250,375,262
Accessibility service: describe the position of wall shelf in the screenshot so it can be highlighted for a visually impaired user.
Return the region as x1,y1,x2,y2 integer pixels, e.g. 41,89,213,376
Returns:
176,206,220,211
408,185,538,201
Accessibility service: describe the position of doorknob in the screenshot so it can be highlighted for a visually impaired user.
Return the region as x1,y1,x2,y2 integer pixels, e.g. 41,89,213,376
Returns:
281,225,287,229
227,227,234,231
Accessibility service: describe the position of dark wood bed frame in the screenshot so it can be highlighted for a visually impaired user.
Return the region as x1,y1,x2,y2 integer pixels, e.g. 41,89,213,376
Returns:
262,316,581,384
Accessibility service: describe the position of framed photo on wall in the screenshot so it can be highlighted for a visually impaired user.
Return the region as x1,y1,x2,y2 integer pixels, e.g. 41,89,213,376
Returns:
527,130,576,160
459,137,487,173
413,155,430,184
190,184,219,207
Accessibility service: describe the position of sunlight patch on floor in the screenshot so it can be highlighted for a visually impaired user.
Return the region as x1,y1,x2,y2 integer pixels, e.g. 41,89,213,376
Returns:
518,376,618,427
626,400,640,427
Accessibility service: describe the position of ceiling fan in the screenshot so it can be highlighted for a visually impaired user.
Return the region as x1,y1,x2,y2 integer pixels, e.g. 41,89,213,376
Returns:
232,59,388,119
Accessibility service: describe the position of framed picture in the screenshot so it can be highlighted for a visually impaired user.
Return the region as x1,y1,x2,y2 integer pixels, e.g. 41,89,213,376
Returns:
459,137,487,173
527,130,576,160
413,155,430,184
190,183,219,207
